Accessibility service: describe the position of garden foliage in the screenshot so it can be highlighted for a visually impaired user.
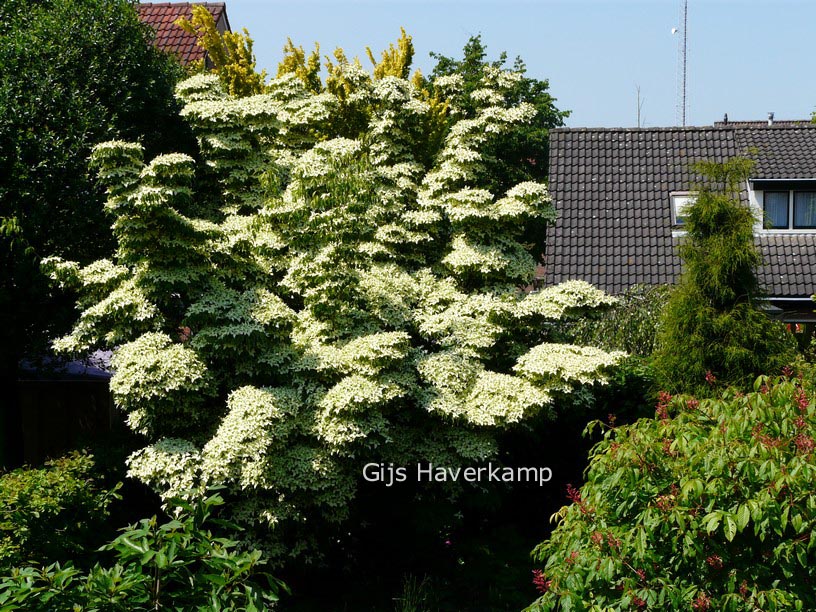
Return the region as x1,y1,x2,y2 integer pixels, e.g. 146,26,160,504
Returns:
176,5,267,97
0,0,188,264
0,453,118,572
428,34,570,187
529,371,816,611
0,492,284,611
567,284,670,357
653,157,796,395
46,52,622,558
0,0,192,463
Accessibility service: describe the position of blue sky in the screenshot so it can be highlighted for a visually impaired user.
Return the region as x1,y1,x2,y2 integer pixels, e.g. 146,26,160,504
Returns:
222,0,816,128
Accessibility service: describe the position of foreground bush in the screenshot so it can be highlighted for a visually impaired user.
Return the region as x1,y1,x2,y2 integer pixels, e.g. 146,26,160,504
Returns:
528,371,816,611
0,492,284,611
0,453,119,571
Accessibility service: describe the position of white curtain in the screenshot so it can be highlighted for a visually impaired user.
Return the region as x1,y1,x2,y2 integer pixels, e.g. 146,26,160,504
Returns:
794,192,816,229
764,191,788,228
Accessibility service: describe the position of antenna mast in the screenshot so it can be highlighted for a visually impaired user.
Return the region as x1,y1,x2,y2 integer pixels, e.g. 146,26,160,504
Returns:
676,0,688,126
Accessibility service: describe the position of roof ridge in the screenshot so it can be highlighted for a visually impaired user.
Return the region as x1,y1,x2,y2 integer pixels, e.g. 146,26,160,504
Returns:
553,123,816,133
139,2,226,5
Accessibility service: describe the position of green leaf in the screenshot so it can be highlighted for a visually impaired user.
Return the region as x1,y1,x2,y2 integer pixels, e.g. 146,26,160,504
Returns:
704,513,720,534
724,516,737,542
202,573,227,587
796,544,808,568
736,504,750,530
119,537,147,555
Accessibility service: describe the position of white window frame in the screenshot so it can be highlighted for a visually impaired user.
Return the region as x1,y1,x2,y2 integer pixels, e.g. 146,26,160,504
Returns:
670,191,696,227
753,187,816,234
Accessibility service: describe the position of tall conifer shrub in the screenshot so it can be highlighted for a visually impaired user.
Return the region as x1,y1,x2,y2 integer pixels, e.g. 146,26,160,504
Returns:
653,157,795,395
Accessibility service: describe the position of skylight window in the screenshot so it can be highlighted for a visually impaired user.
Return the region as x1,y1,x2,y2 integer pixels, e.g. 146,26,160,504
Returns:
670,192,695,226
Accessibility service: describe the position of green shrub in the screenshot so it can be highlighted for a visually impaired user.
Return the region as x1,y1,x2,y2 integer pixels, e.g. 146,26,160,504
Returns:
0,453,119,571
0,492,285,611
528,371,816,611
653,157,796,395
569,284,670,357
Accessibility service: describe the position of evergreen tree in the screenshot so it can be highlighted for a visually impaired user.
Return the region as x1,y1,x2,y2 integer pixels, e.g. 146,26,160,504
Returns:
0,0,191,466
175,5,267,97
653,157,796,395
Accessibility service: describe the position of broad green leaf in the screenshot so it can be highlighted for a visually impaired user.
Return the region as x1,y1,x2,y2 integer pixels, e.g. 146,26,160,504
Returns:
724,516,737,542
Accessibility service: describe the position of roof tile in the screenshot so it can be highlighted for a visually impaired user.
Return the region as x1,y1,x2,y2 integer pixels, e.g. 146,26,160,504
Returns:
138,2,228,65
544,124,816,298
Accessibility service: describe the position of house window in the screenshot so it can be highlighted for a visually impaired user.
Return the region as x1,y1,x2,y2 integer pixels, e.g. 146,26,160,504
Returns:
762,190,816,230
764,191,789,228
794,192,816,228
671,192,695,226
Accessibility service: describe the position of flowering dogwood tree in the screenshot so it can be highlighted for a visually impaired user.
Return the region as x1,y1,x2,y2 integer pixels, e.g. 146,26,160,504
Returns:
46,62,621,559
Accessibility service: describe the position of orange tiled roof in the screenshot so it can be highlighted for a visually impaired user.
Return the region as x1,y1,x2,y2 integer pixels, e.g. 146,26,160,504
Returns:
138,2,228,65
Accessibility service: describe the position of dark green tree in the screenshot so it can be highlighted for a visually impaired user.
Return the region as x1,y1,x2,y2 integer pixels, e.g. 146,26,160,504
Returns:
653,157,796,395
0,0,193,465
0,0,191,263
428,34,569,191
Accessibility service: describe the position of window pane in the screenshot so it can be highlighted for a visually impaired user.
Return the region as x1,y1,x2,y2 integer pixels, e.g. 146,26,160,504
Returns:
764,192,789,228
794,192,816,229
672,194,694,226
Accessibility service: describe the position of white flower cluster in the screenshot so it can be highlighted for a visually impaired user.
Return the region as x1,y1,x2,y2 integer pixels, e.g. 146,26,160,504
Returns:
418,351,550,427
431,74,464,97
470,87,504,106
110,332,213,435
372,75,412,104
417,350,481,395
516,280,619,320
316,374,402,448
91,140,145,167
293,137,362,179
176,73,223,103
91,141,145,206
416,289,506,351
494,182,555,220
481,66,524,90
53,278,162,354
201,385,300,487
443,188,494,222
515,343,626,389
127,438,202,499
320,374,405,413
77,259,129,291
463,371,551,426
41,256,80,290
442,235,538,284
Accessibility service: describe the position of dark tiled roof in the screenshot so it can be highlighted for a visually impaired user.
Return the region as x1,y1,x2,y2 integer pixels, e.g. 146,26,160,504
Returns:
760,234,816,297
737,128,816,178
138,2,228,65
544,124,816,299
715,119,813,128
